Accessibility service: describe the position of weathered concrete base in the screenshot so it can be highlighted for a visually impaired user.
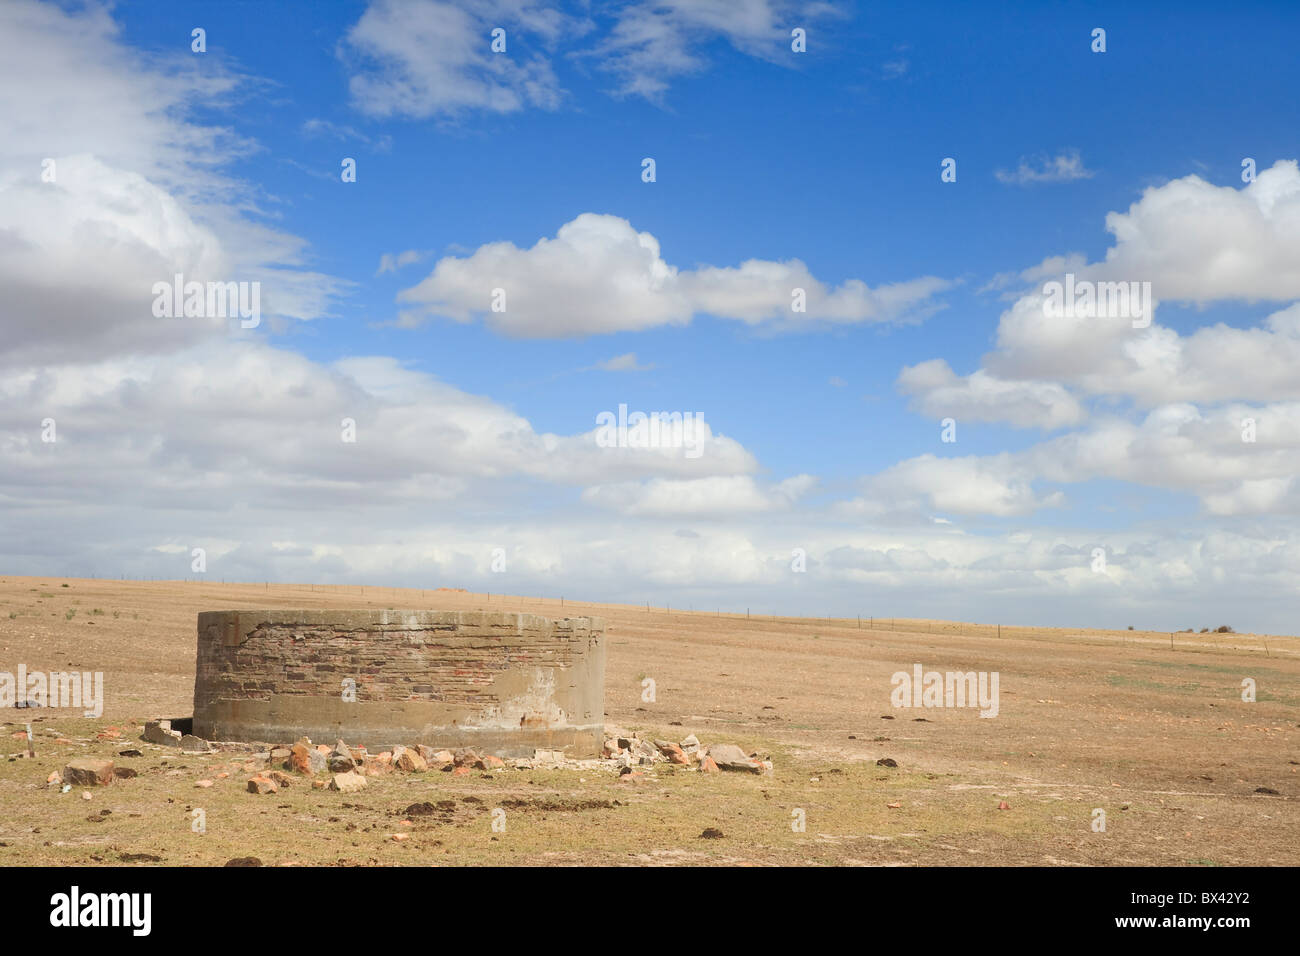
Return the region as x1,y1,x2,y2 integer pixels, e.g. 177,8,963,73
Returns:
192,609,606,758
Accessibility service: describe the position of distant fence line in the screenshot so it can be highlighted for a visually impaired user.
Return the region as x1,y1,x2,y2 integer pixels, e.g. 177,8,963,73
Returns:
17,577,1295,659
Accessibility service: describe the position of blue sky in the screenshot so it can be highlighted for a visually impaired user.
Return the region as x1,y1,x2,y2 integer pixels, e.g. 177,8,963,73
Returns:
3,0,1300,631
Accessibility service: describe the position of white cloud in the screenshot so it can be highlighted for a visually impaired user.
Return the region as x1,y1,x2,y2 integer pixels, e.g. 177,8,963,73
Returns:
343,0,837,112
342,0,581,118
376,249,424,274
0,1,343,366
301,118,393,152
587,0,803,100
582,474,815,516
914,162,1300,442
397,212,951,337
897,358,1085,429
850,454,1064,518
591,352,653,372
0,342,761,504
995,149,1094,185
1096,160,1300,304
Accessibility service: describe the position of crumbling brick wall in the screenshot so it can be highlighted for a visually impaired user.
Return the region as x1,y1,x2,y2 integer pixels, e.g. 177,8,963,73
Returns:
193,609,606,757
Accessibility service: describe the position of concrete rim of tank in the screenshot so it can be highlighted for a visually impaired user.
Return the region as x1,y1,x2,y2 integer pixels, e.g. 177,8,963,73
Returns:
191,608,607,757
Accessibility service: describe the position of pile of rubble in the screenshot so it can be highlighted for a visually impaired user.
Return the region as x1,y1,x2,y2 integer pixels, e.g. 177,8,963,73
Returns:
236,728,772,793
243,739,512,794
600,731,773,775
47,720,773,794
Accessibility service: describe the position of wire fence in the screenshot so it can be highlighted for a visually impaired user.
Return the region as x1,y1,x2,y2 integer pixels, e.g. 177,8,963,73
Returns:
22,577,1296,660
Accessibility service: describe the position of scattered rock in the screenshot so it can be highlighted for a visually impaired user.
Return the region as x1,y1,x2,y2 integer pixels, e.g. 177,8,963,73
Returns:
195,779,214,788
117,749,143,758
698,756,719,773
393,748,428,773
143,720,182,747
247,776,278,795
180,734,212,752
532,749,564,766
329,771,367,792
656,741,688,764
1255,787,1280,795
707,743,762,773
112,767,138,780
997,801,1011,810
328,752,356,773
876,758,898,768
63,758,114,787
224,857,262,867
699,828,724,839
267,770,293,788
288,742,315,774
363,757,391,777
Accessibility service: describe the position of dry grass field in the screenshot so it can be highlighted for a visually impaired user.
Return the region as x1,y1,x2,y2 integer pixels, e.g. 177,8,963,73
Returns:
0,576,1296,866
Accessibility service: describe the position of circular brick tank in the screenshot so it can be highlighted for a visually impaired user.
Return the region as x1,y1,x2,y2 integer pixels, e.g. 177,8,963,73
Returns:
192,609,606,757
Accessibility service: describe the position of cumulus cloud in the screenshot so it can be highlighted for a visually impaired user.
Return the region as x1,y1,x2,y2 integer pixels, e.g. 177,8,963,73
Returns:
857,397,1300,520
850,454,1065,518
909,162,1300,440
0,341,761,490
396,213,951,337
0,1,343,367
1096,161,1300,304
897,359,1085,429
